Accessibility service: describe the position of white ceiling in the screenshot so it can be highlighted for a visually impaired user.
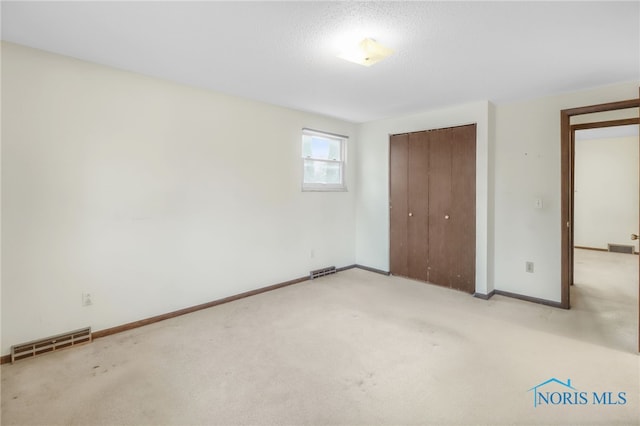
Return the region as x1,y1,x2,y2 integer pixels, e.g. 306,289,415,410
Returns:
2,1,639,123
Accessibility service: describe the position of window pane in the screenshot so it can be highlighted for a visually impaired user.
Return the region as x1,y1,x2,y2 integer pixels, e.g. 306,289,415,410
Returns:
311,137,330,159
302,134,342,161
323,161,341,184
302,135,313,158
326,138,341,160
304,159,342,184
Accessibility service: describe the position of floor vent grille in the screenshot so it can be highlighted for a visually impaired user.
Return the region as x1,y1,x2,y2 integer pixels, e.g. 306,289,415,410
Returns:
11,327,92,363
607,244,635,254
310,266,336,280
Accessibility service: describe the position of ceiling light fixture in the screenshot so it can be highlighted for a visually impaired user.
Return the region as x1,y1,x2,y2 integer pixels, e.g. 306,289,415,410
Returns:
338,38,393,67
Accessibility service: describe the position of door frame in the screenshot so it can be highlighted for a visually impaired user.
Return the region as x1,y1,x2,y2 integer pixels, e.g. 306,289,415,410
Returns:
560,97,640,350
569,117,640,285
561,98,640,308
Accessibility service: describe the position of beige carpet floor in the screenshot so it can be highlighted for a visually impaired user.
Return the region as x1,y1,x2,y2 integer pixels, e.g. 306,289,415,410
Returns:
1,250,639,425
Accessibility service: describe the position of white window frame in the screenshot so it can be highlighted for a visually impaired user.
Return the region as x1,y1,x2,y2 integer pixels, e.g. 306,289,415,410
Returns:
301,128,348,192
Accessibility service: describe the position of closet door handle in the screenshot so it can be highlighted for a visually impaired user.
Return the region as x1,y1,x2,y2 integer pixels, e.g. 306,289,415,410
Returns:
444,215,450,220
408,212,413,217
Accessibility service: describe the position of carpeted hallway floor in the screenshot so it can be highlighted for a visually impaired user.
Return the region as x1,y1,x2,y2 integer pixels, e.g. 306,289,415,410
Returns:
1,250,639,425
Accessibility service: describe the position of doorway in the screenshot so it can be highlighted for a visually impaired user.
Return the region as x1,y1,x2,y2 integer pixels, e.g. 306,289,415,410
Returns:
560,97,640,351
572,123,639,352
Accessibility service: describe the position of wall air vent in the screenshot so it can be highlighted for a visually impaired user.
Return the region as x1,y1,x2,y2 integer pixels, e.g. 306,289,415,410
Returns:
607,244,635,254
11,327,92,363
310,266,336,280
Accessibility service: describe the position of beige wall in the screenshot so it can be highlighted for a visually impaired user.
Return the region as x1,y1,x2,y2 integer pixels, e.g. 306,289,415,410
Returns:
1,42,357,355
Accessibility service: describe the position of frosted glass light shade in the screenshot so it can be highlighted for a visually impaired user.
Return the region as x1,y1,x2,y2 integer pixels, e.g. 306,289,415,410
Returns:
338,38,393,67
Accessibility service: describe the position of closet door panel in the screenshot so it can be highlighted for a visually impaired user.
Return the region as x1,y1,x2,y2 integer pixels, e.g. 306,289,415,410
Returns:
407,132,430,282
449,125,476,292
389,134,409,277
427,129,453,287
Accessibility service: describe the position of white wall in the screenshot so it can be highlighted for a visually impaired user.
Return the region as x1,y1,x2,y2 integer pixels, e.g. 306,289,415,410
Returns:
493,82,639,302
574,134,639,251
1,42,357,355
355,101,493,295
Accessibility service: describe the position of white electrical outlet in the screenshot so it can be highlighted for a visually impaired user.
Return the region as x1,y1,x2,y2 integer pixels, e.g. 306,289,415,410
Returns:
525,262,534,273
82,293,92,306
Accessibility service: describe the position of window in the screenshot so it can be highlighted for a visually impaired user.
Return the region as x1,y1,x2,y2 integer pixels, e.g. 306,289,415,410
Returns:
301,129,347,191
